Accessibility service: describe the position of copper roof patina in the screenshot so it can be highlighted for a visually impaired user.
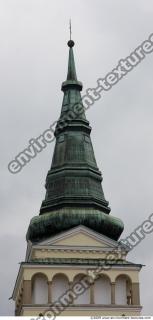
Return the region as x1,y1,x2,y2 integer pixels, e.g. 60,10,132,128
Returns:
27,39,124,242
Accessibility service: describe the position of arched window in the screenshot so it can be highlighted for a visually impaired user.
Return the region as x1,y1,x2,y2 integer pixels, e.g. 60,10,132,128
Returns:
115,275,132,305
73,274,90,304
94,275,111,304
52,274,69,303
32,273,48,304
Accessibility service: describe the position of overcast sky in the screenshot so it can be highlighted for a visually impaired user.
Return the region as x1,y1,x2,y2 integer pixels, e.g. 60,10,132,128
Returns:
0,0,153,315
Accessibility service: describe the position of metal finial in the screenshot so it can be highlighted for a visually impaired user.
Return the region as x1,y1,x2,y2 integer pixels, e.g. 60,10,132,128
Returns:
67,19,74,47
69,19,72,40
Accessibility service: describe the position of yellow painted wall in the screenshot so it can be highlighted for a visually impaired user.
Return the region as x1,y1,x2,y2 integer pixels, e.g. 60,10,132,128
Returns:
51,233,112,247
23,266,139,282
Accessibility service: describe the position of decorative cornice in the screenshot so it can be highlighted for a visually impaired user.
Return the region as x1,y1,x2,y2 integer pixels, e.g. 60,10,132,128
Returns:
22,304,142,311
32,246,125,253
21,262,142,271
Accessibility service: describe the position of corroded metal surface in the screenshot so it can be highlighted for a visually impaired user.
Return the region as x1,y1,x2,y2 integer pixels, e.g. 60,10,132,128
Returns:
27,40,124,242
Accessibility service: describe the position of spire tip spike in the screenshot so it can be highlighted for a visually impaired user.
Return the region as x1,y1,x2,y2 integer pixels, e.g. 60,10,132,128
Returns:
68,19,75,48
69,19,72,40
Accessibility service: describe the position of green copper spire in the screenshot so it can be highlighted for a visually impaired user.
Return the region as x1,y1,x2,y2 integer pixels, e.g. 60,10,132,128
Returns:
40,39,109,214
26,38,124,243
67,40,77,81
66,20,77,80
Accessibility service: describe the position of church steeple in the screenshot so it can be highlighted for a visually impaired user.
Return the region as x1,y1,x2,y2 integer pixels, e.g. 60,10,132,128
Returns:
40,38,110,214
13,34,142,318
26,39,124,242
